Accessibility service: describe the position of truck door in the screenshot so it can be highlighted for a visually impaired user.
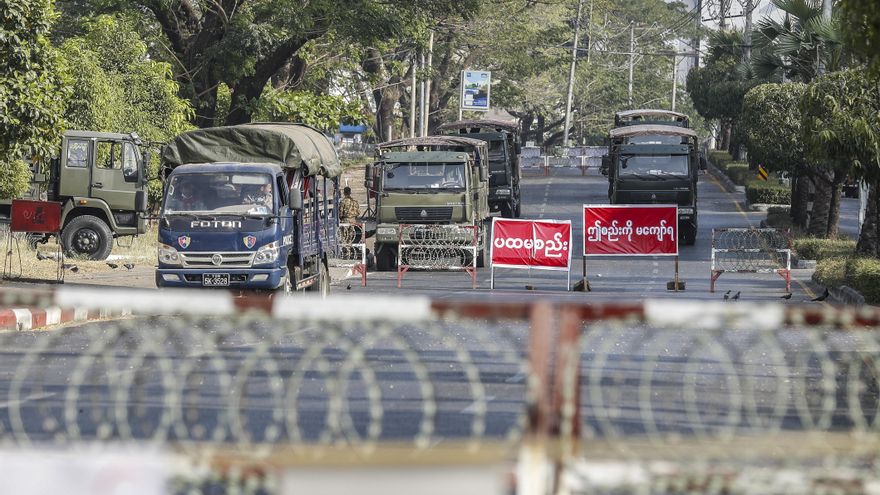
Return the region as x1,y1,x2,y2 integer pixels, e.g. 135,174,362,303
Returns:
91,140,136,210
58,137,93,199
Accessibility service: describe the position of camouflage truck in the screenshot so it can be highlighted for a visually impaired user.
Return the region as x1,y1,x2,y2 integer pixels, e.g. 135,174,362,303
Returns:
436,119,522,217
0,131,150,260
366,136,491,271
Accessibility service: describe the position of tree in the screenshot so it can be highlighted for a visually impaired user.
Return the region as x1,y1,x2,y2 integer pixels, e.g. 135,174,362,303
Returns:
254,89,364,132
837,0,879,75
801,68,880,241
0,0,68,198
741,82,810,227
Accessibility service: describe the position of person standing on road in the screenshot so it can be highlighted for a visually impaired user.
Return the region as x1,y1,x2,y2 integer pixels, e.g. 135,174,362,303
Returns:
339,187,361,257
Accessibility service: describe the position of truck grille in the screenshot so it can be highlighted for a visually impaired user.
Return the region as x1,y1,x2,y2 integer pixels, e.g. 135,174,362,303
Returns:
179,252,254,268
395,207,453,222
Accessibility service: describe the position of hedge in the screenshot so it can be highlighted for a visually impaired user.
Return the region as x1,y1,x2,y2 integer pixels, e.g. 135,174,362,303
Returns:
708,150,733,169
765,207,793,229
746,180,791,205
793,238,856,260
813,257,848,287
813,257,880,304
722,162,751,186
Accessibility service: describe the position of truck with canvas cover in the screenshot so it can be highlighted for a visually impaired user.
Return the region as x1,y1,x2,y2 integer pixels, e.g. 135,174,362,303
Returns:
366,136,491,271
614,109,690,128
602,124,702,245
435,119,522,218
0,131,150,260
157,123,341,295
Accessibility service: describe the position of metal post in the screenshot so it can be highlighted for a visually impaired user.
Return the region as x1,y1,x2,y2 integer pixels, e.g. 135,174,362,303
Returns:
693,0,702,68
410,55,417,138
743,0,753,61
671,54,677,112
674,255,680,292
419,50,425,137
563,0,584,148
423,30,434,137
586,0,594,64
627,23,635,108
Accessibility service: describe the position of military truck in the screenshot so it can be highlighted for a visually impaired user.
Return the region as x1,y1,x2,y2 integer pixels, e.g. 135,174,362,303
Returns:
602,124,703,245
614,109,690,128
366,136,491,271
436,119,522,217
0,131,150,260
156,123,341,295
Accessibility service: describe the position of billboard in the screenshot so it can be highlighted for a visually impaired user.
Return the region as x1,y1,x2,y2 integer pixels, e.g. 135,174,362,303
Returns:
583,205,678,256
490,218,572,270
460,70,491,111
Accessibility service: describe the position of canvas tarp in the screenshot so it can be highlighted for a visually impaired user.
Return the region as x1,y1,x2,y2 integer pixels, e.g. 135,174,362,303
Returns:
161,123,342,178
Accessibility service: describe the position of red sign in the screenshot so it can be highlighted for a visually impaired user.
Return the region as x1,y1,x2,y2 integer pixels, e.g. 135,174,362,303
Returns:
10,200,62,234
491,218,572,270
583,205,678,256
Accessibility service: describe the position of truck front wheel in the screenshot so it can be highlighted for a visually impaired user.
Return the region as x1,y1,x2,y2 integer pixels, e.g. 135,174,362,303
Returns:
62,215,113,260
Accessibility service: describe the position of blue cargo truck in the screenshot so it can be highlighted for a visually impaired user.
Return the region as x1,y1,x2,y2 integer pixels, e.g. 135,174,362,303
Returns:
155,123,341,295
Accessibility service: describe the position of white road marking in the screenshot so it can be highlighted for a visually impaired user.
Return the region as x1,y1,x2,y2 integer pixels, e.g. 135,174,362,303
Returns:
460,396,495,414
0,392,57,410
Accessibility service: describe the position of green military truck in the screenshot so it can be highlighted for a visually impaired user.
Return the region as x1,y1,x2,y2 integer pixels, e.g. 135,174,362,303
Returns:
602,124,703,245
366,136,491,271
0,131,150,260
614,109,690,128
436,119,522,217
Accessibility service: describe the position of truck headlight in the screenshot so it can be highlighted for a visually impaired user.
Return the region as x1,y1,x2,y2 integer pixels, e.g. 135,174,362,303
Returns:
678,207,695,214
377,227,397,236
254,240,281,265
158,243,181,266
495,188,511,196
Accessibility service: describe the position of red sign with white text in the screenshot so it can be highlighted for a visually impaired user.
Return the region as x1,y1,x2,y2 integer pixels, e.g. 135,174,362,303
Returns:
583,205,678,256
491,218,572,270
10,200,63,234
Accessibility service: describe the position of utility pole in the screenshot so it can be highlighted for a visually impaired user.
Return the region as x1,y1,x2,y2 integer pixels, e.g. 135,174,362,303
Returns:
410,54,417,138
671,55,678,112
627,22,635,108
418,49,425,137
693,0,702,68
422,30,434,137
719,0,728,29
743,0,753,61
586,0,594,64
818,0,832,75
563,0,584,148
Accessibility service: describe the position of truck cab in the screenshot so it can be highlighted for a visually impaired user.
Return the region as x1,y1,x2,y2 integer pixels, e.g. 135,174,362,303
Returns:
367,136,490,271
0,130,150,260
603,124,701,245
156,123,341,294
436,120,522,217
614,109,690,128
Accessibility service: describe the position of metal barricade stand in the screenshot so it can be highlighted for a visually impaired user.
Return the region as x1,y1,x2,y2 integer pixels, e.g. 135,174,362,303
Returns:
328,222,367,287
397,224,478,289
710,227,792,293
3,200,64,283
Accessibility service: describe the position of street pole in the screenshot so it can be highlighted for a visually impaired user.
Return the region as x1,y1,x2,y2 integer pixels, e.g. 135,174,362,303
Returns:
719,0,727,29
693,0,702,68
423,30,434,137
563,0,584,148
418,49,425,137
410,55,417,138
671,55,678,112
818,0,832,74
586,0,594,64
627,22,634,108
743,0,753,61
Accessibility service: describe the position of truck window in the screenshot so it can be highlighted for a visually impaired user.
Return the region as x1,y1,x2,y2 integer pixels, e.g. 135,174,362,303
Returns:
619,154,689,177
96,141,121,170
162,173,274,214
384,162,466,190
66,140,89,168
122,142,140,177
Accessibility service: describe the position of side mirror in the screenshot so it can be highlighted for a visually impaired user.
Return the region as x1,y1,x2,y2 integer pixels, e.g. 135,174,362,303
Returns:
601,155,610,176
365,162,374,190
288,189,303,211
135,190,148,213
479,164,487,182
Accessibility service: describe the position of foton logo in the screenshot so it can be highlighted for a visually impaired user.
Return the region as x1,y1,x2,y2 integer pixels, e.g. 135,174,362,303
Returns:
190,220,242,229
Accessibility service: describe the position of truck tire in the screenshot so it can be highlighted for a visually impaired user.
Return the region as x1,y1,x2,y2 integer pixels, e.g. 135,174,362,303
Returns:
681,224,697,246
306,261,330,297
62,215,113,260
514,197,521,218
375,243,397,272
275,271,293,294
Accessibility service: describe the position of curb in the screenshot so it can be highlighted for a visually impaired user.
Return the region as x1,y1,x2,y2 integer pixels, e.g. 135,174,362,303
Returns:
706,160,739,194
0,306,132,332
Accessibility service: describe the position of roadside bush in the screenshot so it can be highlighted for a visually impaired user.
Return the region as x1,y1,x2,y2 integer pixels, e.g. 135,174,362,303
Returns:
746,180,790,205
765,206,793,229
708,150,733,169
813,257,848,287
722,162,751,185
846,258,880,304
793,238,856,260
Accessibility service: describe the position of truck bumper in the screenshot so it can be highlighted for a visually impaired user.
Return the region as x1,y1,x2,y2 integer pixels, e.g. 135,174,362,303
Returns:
155,267,286,290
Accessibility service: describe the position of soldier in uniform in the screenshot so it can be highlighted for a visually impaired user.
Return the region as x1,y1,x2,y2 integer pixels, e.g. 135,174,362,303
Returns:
244,182,273,208
339,187,361,257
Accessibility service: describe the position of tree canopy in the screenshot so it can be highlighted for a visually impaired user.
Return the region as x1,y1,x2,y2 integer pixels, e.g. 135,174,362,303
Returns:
741,82,808,175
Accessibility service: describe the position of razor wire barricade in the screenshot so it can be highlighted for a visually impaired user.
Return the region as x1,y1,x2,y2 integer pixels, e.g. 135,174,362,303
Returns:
327,222,367,287
396,223,479,289
711,227,792,293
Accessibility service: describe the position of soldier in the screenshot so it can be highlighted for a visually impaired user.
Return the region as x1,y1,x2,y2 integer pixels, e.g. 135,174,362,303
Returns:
244,182,273,208
339,187,361,258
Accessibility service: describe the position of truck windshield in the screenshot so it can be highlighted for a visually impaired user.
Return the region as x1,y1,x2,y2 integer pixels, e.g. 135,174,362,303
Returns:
162,172,275,216
384,162,466,191
619,154,689,177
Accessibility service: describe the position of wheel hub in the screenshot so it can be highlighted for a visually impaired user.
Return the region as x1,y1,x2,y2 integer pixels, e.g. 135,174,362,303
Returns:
73,229,99,254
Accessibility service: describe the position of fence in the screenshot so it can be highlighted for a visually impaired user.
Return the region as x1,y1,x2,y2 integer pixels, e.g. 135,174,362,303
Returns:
327,222,367,287
3,287,880,493
711,227,792,293
520,147,606,176
396,224,479,289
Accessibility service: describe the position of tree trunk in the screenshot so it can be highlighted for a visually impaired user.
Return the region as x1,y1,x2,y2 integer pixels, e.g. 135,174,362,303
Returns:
825,170,845,238
791,174,810,229
857,181,879,257
719,122,730,151
808,170,833,237
521,114,534,145
536,114,545,148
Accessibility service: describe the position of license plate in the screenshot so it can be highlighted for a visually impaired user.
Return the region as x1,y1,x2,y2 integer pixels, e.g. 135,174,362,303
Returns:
202,273,230,287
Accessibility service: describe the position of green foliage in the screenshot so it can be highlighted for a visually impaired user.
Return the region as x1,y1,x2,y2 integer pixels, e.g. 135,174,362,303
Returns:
741,83,808,175
722,162,752,186
813,257,848,287
840,0,880,75
800,68,880,182
765,206,793,230
794,238,856,260
817,256,880,304
686,31,755,124
0,0,68,198
708,150,734,168
255,89,364,132
746,180,791,205
58,15,194,205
